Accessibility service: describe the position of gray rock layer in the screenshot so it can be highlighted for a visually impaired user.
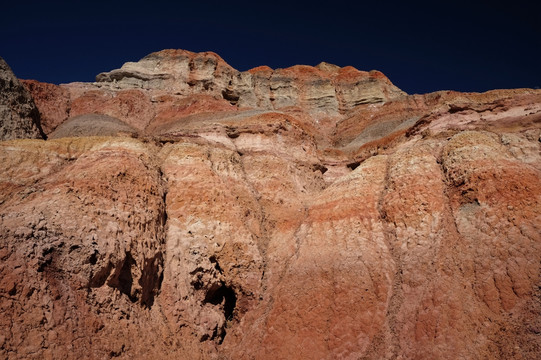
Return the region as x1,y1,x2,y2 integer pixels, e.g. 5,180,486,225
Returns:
0,57,44,141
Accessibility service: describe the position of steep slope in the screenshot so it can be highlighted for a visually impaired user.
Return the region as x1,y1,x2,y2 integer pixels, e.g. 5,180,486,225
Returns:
1,51,541,359
0,57,44,140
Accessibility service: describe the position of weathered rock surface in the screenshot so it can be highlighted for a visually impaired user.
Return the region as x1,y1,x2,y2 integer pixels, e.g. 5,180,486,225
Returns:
1,51,541,359
0,58,44,140
22,49,405,139
21,80,70,134
95,50,405,113
49,114,138,139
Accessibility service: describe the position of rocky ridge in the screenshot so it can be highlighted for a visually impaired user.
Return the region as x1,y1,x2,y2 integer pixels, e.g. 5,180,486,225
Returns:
1,50,541,359
95,49,405,113
21,49,405,140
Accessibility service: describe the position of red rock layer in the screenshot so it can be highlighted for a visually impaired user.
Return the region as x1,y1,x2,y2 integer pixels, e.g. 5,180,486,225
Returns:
1,50,541,359
21,80,70,134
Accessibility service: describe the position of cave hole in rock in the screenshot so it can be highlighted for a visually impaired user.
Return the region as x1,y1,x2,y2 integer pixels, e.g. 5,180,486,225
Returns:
108,252,137,303
88,250,98,265
226,130,240,139
313,164,328,174
222,89,240,105
347,161,361,171
449,104,468,114
204,283,237,321
205,256,236,321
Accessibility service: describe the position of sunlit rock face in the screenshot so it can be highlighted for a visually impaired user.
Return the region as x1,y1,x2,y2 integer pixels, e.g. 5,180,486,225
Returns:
1,50,541,359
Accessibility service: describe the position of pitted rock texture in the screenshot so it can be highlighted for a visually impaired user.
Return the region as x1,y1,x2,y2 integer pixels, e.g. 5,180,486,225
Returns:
0,58,44,140
1,51,541,359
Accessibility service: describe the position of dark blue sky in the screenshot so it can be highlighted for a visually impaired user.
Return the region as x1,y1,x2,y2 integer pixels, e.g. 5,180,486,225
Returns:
2,0,540,94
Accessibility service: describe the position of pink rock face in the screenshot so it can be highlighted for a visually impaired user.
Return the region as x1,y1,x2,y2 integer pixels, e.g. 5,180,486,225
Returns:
68,87,155,131
20,80,70,134
1,50,541,359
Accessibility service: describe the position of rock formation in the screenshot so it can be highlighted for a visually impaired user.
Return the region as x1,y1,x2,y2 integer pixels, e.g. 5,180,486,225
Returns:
1,49,540,359
0,57,44,141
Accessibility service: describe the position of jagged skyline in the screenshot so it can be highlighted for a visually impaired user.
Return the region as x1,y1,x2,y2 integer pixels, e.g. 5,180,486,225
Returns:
2,0,540,94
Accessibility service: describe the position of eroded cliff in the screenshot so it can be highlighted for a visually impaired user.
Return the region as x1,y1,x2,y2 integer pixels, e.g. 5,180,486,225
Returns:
1,50,541,359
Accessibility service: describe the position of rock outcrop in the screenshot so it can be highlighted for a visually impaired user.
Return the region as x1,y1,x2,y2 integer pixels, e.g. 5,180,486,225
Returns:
21,49,405,139
95,49,405,113
1,50,541,359
0,58,44,141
